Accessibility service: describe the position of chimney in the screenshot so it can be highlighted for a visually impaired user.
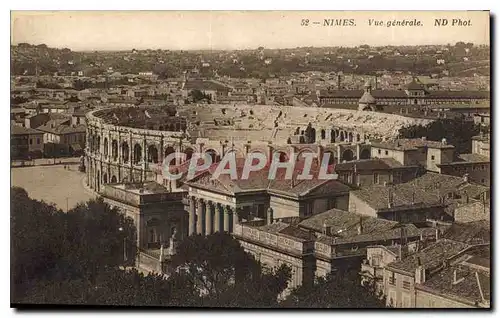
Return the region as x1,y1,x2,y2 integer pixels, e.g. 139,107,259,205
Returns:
463,173,469,183
357,217,363,235
475,272,486,303
267,207,274,225
453,269,465,285
415,257,426,284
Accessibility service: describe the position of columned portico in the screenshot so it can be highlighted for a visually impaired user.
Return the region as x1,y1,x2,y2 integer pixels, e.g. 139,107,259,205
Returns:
188,196,196,235
186,196,238,236
196,198,206,235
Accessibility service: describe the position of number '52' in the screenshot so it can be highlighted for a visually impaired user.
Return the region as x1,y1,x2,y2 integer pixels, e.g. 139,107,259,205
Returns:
301,19,309,26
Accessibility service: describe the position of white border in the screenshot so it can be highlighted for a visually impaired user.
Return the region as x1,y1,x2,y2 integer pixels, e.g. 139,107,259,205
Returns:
3,1,498,317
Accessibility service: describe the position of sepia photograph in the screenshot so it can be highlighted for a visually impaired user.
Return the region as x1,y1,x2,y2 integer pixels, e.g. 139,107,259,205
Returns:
10,10,491,309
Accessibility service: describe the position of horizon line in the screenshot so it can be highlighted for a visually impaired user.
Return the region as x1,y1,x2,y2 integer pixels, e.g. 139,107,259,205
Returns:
11,41,490,53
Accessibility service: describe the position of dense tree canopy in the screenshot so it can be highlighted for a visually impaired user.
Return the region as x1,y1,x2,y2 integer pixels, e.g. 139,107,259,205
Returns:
12,187,386,308
398,118,482,154
281,269,386,308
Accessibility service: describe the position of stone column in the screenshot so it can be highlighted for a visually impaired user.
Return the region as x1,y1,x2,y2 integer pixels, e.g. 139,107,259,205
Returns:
356,144,361,160
337,144,342,163
129,133,133,169
188,196,196,236
197,199,205,235
159,135,164,167
108,132,112,160
214,204,222,233
205,201,213,235
223,205,231,233
232,207,241,233
142,137,147,181
118,131,122,164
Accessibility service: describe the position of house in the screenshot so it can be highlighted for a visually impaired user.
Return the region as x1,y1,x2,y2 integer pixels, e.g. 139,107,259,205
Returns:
36,120,86,156
334,158,421,187
372,221,490,308
370,137,455,173
348,181,449,224
437,153,490,186
11,124,44,159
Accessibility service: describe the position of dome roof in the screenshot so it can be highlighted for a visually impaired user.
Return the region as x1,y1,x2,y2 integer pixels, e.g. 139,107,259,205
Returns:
359,91,376,104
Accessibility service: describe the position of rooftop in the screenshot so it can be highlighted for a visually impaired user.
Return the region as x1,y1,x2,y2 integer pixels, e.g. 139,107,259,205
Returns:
387,239,471,275
371,138,455,150
11,125,43,136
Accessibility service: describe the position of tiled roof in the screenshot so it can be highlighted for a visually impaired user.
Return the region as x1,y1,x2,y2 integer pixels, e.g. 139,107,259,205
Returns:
418,262,490,306
335,158,404,172
351,182,442,212
186,158,349,198
11,125,43,136
184,80,231,91
427,90,489,99
406,172,489,200
37,123,86,135
440,220,490,244
371,138,455,150
299,209,421,245
387,239,471,274
457,153,490,163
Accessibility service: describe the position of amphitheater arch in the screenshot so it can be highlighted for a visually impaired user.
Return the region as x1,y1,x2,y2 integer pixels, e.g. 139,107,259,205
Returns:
122,142,130,163
348,132,354,143
341,149,354,162
103,137,109,157
356,134,361,142
297,148,315,160
96,136,101,153
148,145,159,163
96,171,100,192
205,149,220,163
321,129,326,140
273,151,289,163
133,143,142,164
184,147,194,162
360,148,371,160
330,130,336,143
103,173,108,184
111,140,118,161
339,131,345,142
111,175,117,183
323,151,336,165
164,146,176,165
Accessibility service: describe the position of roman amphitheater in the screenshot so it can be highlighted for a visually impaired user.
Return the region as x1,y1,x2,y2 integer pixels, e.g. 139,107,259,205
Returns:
85,103,431,191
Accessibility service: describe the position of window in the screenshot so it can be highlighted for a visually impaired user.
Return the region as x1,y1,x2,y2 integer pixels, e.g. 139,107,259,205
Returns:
431,155,435,160
37,138,40,144
29,139,33,145
374,173,380,184
378,149,381,155
388,272,396,285
385,150,389,155
372,255,381,267
481,179,485,184
403,280,411,290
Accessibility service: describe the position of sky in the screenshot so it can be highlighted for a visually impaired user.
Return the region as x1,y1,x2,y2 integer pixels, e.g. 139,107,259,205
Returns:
11,11,490,51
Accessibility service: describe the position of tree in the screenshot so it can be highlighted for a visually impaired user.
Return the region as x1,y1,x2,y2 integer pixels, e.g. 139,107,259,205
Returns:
398,117,481,154
188,89,211,103
11,191,137,303
169,232,291,307
281,269,386,308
